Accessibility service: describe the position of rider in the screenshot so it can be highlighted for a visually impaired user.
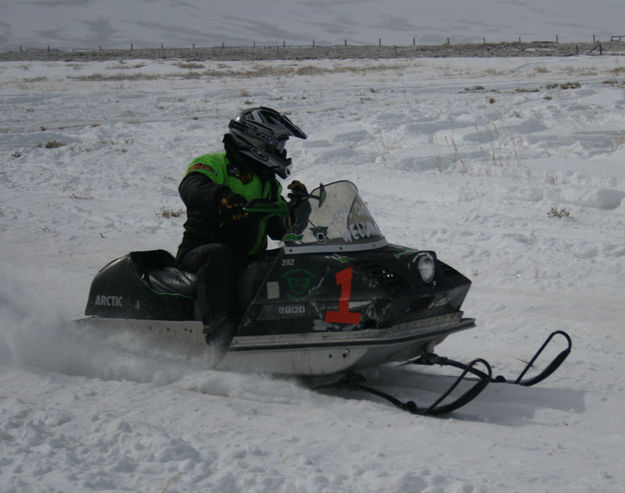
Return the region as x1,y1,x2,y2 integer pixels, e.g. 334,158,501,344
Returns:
176,107,308,347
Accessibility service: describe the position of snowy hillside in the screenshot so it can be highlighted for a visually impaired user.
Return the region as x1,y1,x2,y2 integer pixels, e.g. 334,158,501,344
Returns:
1,53,625,491
2,0,625,50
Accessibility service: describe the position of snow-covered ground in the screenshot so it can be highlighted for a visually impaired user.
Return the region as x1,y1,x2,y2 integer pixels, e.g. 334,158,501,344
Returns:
2,0,625,50
1,54,625,492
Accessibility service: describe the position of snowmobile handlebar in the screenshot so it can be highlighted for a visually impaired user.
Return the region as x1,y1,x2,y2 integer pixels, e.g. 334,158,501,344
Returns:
244,184,327,218
287,183,326,207
243,199,291,219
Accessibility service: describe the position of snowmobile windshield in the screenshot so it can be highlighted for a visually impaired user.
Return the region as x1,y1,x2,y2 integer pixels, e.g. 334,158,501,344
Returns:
282,180,387,254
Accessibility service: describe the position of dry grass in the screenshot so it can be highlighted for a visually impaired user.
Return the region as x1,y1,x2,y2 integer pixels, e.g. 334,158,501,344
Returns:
547,207,571,218
68,73,161,81
176,62,205,69
176,62,407,80
159,207,185,218
108,62,148,70
44,140,64,149
545,81,581,90
69,192,94,200
63,62,407,83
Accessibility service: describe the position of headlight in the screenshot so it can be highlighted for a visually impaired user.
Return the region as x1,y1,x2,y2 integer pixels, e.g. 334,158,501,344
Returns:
415,253,436,283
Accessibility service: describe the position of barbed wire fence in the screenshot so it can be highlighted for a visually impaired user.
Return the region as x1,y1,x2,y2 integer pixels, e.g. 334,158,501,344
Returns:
2,34,625,61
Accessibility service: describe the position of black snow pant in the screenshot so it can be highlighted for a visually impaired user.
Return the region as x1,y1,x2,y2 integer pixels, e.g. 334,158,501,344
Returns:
176,243,247,325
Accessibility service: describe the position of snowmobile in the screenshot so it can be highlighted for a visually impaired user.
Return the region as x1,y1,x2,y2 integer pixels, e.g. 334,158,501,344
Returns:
81,180,571,415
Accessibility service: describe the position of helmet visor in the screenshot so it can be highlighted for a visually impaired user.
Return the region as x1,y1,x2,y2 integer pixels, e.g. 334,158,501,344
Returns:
275,138,288,153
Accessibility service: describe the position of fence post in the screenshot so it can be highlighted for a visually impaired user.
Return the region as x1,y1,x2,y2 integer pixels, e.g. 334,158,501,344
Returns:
345,40,347,46
379,38,382,46
312,39,315,48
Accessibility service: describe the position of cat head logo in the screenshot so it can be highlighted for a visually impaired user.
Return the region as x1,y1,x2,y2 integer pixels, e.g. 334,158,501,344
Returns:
310,226,328,244
282,268,315,300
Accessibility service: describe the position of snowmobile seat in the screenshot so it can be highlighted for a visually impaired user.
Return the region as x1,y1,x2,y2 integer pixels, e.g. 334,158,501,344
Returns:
146,266,197,298
85,250,196,320
130,250,197,298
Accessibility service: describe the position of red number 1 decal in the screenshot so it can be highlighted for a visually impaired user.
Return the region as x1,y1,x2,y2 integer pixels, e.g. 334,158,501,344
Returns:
324,267,361,325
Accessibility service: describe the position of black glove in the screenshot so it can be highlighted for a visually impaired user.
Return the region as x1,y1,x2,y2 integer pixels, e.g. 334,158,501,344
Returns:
218,191,248,222
287,180,308,202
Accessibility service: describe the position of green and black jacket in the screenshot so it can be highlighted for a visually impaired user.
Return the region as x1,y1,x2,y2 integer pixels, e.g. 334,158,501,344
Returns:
176,152,289,261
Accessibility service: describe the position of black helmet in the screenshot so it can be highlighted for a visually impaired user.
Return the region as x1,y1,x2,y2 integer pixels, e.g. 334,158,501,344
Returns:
227,107,307,179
